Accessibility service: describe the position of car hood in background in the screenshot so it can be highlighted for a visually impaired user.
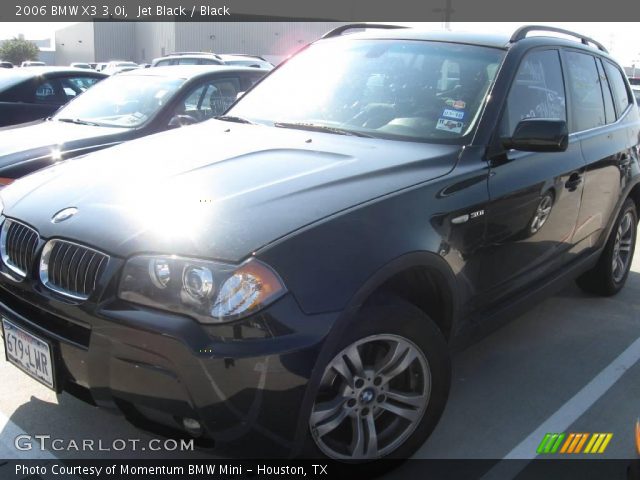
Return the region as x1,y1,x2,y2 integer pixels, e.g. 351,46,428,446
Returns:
0,120,130,172
1,121,461,262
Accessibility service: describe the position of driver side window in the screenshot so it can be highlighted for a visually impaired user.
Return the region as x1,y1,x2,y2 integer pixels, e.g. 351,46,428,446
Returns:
172,78,241,122
501,49,567,137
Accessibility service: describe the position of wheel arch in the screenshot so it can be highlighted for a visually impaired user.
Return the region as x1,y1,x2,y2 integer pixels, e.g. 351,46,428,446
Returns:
290,251,459,456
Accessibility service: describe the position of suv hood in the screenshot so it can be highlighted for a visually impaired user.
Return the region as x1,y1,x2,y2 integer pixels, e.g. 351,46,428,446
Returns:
2,121,460,262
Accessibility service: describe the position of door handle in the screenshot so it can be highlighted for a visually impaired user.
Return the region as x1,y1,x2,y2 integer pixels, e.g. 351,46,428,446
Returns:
565,173,582,191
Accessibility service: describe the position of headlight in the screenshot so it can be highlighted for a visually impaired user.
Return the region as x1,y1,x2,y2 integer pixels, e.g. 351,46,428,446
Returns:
118,255,286,323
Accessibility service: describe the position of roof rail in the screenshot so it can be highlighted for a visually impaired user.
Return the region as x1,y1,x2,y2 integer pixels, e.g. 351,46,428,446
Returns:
321,23,407,40
169,51,222,58
510,25,608,53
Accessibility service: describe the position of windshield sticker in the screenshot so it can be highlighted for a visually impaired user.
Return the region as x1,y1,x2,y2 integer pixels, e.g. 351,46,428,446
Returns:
436,118,464,134
445,99,466,109
442,109,465,120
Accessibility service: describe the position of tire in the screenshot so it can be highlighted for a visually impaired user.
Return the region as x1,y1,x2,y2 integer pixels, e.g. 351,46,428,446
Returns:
576,197,637,296
305,297,451,461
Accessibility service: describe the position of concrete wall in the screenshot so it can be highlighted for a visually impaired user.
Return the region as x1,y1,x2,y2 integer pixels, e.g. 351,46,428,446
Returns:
54,22,347,65
94,22,136,62
134,22,176,63
55,22,95,65
173,22,343,62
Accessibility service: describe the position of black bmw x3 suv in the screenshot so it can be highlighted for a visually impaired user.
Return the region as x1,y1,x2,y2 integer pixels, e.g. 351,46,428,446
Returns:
0,24,639,461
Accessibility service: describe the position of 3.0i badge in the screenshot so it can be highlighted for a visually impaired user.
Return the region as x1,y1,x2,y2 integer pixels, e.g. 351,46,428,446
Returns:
51,207,78,223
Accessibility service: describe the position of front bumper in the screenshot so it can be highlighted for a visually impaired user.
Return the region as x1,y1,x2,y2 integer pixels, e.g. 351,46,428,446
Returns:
0,284,338,456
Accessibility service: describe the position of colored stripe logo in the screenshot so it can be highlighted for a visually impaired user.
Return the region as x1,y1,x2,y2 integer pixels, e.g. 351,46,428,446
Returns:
537,433,612,454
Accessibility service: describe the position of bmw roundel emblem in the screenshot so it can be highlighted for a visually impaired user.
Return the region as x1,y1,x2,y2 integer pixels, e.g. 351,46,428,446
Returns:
51,207,78,223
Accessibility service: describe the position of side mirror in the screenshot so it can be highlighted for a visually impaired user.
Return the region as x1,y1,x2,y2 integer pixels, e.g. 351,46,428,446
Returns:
502,119,569,153
168,114,197,129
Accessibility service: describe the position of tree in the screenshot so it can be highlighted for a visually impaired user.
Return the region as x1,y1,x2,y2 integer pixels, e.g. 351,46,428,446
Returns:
0,38,40,65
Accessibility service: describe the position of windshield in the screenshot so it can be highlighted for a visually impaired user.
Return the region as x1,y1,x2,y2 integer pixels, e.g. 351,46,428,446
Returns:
228,39,504,142
54,74,185,128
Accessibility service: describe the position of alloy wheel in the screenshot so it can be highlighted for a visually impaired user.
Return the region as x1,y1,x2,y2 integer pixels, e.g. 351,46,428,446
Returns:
612,211,635,283
309,334,430,460
530,194,553,234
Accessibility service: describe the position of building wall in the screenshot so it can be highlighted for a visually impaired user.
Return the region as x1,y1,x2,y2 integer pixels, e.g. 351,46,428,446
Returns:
37,50,56,65
54,22,346,65
173,22,344,63
54,22,95,65
94,22,136,62
134,22,176,63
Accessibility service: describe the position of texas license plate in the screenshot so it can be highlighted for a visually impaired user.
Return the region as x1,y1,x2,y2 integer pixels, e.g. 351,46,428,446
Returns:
2,319,54,389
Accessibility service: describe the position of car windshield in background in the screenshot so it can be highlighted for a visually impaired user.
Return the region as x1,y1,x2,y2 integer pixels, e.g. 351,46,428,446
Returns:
229,40,504,142
54,75,185,128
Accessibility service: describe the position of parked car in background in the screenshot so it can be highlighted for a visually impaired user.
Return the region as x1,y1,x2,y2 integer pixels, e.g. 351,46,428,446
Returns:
0,65,266,183
218,54,274,69
96,63,107,72
70,62,92,70
629,77,640,86
151,53,224,66
89,63,97,70
0,67,106,127
0,62,13,69
20,61,46,67
633,85,640,105
151,52,274,70
102,61,139,75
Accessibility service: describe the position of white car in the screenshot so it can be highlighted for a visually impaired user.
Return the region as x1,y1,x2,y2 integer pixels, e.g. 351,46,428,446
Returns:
102,61,139,75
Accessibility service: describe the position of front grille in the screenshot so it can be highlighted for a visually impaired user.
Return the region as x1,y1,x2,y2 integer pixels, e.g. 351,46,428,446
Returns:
40,240,109,300
0,219,39,278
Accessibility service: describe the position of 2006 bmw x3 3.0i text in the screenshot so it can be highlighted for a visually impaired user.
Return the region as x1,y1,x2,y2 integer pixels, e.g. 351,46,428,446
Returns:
0,24,639,461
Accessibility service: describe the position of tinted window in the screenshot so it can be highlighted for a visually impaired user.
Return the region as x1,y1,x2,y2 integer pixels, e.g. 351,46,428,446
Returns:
34,80,59,104
501,49,566,137
596,59,616,124
156,60,171,67
174,77,241,121
565,51,606,132
604,60,632,117
61,76,100,100
178,58,200,65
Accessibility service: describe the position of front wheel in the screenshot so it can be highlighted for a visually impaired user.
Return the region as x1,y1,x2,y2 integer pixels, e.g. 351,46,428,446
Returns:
307,300,450,461
576,198,637,296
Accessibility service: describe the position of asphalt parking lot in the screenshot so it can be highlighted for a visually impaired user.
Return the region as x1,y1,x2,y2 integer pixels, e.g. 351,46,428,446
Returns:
2,241,640,472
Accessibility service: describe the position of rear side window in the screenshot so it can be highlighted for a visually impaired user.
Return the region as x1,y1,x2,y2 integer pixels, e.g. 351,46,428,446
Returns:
596,59,615,124
604,60,632,117
34,80,60,104
565,51,605,132
501,49,567,137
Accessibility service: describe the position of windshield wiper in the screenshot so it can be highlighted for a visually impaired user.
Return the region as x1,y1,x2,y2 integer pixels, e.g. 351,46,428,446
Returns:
273,122,374,138
56,118,101,127
215,115,255,124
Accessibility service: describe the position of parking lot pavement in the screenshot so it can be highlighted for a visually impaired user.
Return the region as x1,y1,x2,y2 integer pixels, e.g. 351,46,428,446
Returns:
2,245,640,465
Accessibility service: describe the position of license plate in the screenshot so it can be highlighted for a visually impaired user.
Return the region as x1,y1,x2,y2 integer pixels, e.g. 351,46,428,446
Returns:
2,319,54,390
